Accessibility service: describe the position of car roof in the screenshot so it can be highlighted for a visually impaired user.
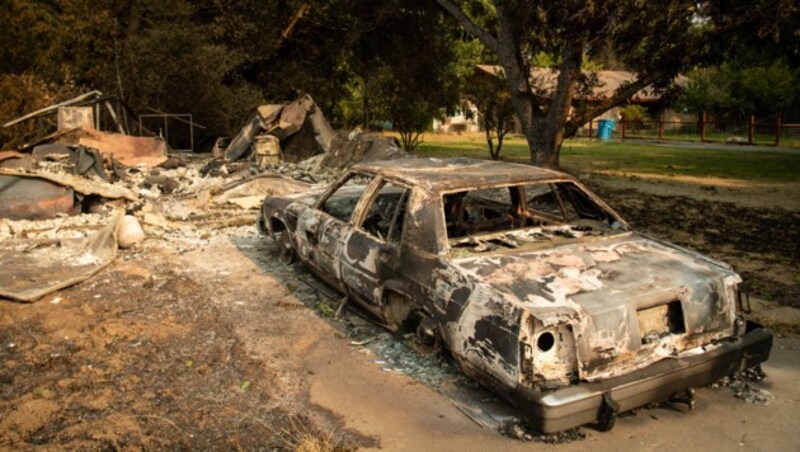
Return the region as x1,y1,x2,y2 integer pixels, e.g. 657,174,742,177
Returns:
352,157,574,192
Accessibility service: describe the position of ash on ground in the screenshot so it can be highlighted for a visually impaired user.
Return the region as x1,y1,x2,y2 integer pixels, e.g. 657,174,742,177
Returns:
709,365,772,405
500,420,586,444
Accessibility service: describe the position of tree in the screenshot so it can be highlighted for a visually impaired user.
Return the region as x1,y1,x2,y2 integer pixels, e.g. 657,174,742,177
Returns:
433,1,748,168
334,0,467,151
463,68,514,160
678,1,800,121
0,0,470,151
0,0,356,146
680,62,799,121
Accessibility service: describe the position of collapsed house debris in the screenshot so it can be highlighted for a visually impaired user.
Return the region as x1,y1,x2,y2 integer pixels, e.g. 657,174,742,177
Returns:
0,118,326,302
221,95,407,169
0,214,122,302
0,91,407,305
223,94,335,162
0,153,315,301
4,90,168,168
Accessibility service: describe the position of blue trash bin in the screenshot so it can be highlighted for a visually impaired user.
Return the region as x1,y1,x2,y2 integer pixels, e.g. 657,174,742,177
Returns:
597,119,616,141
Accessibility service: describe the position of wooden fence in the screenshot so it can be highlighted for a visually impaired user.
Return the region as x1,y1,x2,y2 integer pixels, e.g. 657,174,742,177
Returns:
580,113,800,147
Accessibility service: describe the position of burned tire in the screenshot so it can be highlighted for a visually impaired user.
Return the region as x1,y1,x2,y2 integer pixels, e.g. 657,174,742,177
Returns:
415,314,440,349
278,227,295,264
383,291,414,333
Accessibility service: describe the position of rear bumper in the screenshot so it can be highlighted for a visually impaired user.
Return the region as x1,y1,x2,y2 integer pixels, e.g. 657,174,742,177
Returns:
513,322,773,433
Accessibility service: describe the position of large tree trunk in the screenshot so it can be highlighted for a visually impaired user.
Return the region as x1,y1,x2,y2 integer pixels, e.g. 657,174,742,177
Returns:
435,0,661,169
493,4,584,169
529,122,561,168
493,2,540,163
528,42,584,168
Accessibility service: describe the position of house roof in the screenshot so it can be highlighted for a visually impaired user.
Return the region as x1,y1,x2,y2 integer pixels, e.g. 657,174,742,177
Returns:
475,64,685,103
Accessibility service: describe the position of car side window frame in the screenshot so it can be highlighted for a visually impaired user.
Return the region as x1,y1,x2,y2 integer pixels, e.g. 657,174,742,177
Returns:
314,171,378,224
522,182,568,222
553,180,625,224
438,183,527,247
352,176,412,244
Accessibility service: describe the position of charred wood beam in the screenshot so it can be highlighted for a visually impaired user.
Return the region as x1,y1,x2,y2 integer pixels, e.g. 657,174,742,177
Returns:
3,91,103,128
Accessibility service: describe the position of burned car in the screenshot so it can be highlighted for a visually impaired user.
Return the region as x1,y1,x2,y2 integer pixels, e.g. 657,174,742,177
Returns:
258,158,772,432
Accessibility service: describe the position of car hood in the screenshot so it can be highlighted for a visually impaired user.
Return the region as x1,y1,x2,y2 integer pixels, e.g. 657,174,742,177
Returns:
452,232,740,379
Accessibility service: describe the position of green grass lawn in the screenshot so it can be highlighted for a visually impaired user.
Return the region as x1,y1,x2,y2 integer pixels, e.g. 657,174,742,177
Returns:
414,134,800,184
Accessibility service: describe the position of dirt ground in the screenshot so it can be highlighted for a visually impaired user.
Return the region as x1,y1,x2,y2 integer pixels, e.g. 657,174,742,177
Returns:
585,174,800,325
1,165,799,450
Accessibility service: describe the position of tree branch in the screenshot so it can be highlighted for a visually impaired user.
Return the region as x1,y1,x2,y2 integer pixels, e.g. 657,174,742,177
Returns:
566,72,663,135
434,0,500,54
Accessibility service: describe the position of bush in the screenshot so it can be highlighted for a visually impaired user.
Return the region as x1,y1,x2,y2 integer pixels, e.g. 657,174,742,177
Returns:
0,73,84,149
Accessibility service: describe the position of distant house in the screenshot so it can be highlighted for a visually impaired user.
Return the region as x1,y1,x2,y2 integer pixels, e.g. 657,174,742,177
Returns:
432,102,481,133
433,64,690,134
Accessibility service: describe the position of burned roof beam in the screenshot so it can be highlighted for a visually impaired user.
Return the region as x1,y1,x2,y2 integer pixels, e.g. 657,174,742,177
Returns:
3,90,104,128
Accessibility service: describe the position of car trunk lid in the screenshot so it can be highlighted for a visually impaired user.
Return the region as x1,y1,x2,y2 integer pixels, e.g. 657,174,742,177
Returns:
453,233,740,380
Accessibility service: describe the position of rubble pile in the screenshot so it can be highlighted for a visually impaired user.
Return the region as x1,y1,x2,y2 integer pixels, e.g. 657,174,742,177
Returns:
222,94,407,168
222,94,335,162
0,92,409,303
0,213,122,302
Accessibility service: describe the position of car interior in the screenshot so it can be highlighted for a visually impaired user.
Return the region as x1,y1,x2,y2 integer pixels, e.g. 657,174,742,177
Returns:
444,181,624,249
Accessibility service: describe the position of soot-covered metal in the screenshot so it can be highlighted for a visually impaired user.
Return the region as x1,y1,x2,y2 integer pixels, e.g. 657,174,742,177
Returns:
258,158,773,433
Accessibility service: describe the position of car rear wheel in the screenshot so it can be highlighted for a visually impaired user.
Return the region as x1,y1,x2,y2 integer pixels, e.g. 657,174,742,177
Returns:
278,228,295,264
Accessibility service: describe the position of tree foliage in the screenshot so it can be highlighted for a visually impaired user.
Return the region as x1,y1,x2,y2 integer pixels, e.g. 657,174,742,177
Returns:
337,0,469,151
435,0,798,167
680,61,799,120
0,0,468,150
679,1,800,121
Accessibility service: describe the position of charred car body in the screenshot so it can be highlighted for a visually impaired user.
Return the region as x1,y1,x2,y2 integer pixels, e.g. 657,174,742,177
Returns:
258,158,772,432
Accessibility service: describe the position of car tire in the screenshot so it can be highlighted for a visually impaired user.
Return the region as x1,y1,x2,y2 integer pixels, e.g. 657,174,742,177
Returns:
278,227,295,264
383,291,413,333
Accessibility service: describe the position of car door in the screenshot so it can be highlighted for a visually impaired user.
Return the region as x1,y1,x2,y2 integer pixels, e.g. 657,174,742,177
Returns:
340,178,411,307
294,173,375,288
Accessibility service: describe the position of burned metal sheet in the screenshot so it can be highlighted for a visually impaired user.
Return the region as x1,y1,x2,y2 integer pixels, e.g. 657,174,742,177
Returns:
0,215,122,302
0,168,137,202
225,114,264,161
256,104,285,124
223,94,335,162
321,131,407,170
0,175,75,220
74,127,167,168
0,151,36,171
